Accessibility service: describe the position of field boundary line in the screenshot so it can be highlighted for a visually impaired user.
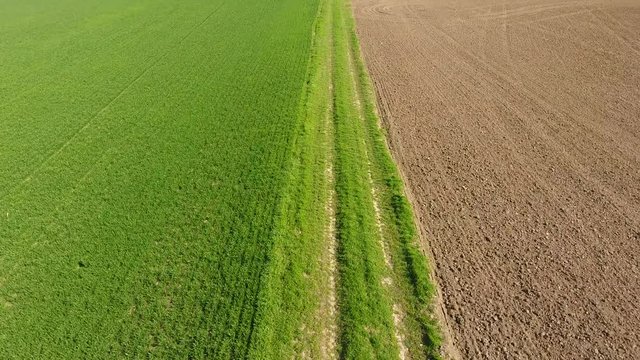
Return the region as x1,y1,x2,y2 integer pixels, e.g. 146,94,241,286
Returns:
345,0,458,357
342,6,408,356
243,0,340,357
348,6,461,357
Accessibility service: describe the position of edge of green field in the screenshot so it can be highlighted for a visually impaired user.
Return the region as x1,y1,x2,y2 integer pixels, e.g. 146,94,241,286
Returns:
248,0,444,358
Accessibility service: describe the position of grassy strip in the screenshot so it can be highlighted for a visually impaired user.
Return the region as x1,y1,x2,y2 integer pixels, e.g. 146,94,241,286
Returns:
250,0,445,354
331,0,401,357
246,0,335,357
342,0,444,358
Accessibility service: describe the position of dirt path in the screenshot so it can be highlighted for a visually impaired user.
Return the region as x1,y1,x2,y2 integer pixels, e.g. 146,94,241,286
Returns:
353,0,640,358
319,108,339,360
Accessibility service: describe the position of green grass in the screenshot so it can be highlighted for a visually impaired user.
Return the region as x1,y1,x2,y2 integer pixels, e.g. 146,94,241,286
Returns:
331,0,400,357
0,0,443,358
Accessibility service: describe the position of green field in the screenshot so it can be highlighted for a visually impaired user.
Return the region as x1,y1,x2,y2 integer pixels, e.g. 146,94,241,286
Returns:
0,0,441,358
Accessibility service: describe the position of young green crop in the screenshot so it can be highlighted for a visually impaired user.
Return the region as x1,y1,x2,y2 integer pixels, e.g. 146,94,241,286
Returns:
0,0,319,357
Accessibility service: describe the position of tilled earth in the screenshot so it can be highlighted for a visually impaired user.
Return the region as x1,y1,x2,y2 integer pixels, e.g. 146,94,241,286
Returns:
353,0,640,358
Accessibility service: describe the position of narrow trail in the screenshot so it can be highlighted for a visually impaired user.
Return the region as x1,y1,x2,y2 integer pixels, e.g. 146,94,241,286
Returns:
320,23,339,359
319,109,339,360
310,2,340,358
345,33,409,360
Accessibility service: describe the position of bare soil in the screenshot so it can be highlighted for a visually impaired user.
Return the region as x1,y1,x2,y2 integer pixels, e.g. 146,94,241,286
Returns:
353,0,640,358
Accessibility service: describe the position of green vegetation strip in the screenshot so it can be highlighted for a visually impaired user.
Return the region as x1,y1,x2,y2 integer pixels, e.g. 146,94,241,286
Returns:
331,0,443,358
331,0,400,357
247,0,336,357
